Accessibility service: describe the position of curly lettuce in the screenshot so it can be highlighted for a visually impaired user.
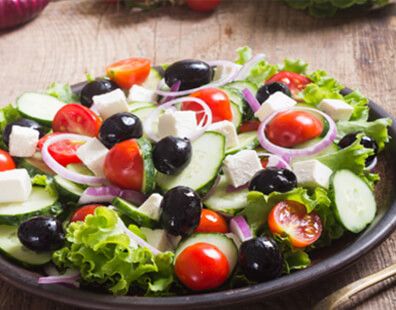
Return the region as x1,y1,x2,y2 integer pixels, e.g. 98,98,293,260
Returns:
0,104,21,150
46,82,79,103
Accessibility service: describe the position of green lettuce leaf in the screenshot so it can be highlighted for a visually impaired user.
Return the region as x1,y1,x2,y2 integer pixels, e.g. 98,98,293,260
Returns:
234,46,253,65
343,89,369,121
31,174,58,198
46,82,79,103
0,104,21,150
246,60,278,87
278,59,309,74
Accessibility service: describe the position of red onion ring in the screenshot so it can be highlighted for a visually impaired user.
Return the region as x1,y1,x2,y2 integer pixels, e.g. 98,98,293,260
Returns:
229,216,252,242
119,189,147,206
38,268,81,285
242,88,260,113
78,186,121,205
257,152,292,169
160,80,181,105
233,53,266,81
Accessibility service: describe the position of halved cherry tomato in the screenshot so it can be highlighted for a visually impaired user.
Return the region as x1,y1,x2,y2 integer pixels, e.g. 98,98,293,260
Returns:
106,58,151,89
266,71,311,99
268,200,322,248
104,139,144,191
52,104,102,137
238,120,260,134
0,149,15,171
69,204,105,223
265,109,323,147
194,209,228,234
181,88,232,125
186,0,222,11
174,242,229,291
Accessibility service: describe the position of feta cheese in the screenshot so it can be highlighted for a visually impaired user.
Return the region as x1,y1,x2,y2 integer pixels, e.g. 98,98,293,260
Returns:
317,98,354,121
292,159,333,189
222,150,262,188
128,85,157,103
8,126,39,157
0,169,32,203
138,193,163,221
93,88,129,120
254,91,296,121
208,120,238,149
76,138,108,177
157,110,197,139
140,227,173,252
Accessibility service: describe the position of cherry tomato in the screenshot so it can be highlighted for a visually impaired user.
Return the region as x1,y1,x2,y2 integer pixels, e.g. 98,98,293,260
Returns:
0,149,15,171
69,204,105,223
266,71,311,99
265,109,323,147
181,88,232,125
52,104,102,137
106,58,151,89
104,139,144,191
268,200,322,248
174,242,229,291
194,209,228,234
186,0,222,11
238,120,260,134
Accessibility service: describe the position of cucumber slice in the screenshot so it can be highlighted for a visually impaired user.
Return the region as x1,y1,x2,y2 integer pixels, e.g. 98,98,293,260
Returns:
291,137,338,163
141,68,162,91
224,81,258,95
226,131,259,155
174,232,238,276
129,102,155,112
230,101,242,131
66,163,94,176
54,175,84,202
156,132,225,196
0,225,52,267
0,187,62,226
20,152,55,177
136,138,156,194
17,92,66,126
329,169,376,233
218,87,244,111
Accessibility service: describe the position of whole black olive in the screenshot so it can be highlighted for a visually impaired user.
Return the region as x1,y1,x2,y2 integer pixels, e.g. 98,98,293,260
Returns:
164,59,214,91
160,186,202,237
2,118,45,146
152,136,192,174
338,132,378,167
249,167,297,195
256,81,292,104
98,112,143,149
18,216,65,252
80,79,121,107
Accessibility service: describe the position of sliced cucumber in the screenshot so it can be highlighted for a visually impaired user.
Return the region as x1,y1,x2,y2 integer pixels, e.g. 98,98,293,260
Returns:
156,132,225,196
66,163,94,176
329,169,376,233
136,138,156,194
291,137,338,163
54,175,84,202
224,81,258,95
132,106,163,140
141,68,162,91
20,152,55,177
129,102,155,112
17,92,66,126
174,232,238,276
0,225,52,267
230,101,242,131
226,131,259,155
218,86,244,111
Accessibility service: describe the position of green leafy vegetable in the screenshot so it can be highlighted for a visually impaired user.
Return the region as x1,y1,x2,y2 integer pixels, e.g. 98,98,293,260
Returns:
0,104,21,150
278,59,309,75
46,82,79,103
235,46,253,65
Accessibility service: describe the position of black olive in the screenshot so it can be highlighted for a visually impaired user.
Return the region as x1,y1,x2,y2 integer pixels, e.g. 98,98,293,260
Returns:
2,118,45,146
338,132,378,166
80,79,121,107
249,167,297,195
152,136,192,175
18,216,65,252
160,186,202,237
256,81,292,104
164,59,214,91
238,236,283,282
98,112,143,149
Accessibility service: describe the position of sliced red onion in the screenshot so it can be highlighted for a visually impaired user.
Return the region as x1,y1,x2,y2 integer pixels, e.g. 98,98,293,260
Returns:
119,189,147,206
41,133,107,185
78,186,121,205
226,182,249,193
229,216,252,242
233,53,267,81
257,107,337,159
242,88,260,113
38,268,81,286
160,80,181,105
257,152,292,170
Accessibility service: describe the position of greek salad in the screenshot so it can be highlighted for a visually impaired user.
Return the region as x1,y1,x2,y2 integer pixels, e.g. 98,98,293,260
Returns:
0,46,392,296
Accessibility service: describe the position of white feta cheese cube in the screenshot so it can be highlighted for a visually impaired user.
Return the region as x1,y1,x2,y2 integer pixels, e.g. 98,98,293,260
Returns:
157,110,197,139
222,150,262,188
138,193,163,221
8,126,39,157
128,85,157,103
76,138,108,177
140,227,173,252
93,88,129,120
0,169,32,203
208,120,238,149
317,98,354,121
292,159,333,189
254,91,296,121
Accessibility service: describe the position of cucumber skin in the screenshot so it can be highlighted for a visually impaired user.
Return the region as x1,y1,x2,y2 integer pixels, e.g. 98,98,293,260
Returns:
54,175,84,203
225,131,259,155
136,138,156,195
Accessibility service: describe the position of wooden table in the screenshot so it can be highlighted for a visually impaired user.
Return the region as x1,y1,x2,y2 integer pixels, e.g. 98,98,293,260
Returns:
0,1,395,309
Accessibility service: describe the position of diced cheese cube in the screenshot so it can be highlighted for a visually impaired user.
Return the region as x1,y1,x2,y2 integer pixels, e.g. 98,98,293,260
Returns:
140,227,173,252
138,193,163,221
254,91,296,121
0,169,32,203
222,150,262,188
292,159,333,189
93,88,129,120
76,138,108,177
157,110,197,139
208,120,238,149
128,85,157,103
8,126,39,157
317,98,354,121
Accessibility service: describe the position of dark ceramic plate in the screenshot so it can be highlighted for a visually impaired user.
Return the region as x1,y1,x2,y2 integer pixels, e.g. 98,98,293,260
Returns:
0,88,395,310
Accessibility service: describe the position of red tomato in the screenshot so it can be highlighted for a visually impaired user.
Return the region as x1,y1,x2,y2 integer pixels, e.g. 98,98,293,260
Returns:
260,156,269,168
52,104,102,137
181,88,232,125
268,200,322,248
0,149,15,171
186,0,222,11
104,139,144,191
194,209,228,234
69,204,105,223
238,120,260,134
106,58,151,89
174,242,229,291
266,71,311,99
265,109,323,147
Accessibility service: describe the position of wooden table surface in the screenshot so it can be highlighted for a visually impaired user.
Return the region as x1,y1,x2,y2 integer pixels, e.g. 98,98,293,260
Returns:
0,1,395,309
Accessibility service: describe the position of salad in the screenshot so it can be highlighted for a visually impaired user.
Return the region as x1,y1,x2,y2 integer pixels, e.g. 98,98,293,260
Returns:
0,46,392,296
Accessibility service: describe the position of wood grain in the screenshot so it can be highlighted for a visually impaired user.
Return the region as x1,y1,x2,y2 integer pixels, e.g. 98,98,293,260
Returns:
0,1,395,309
